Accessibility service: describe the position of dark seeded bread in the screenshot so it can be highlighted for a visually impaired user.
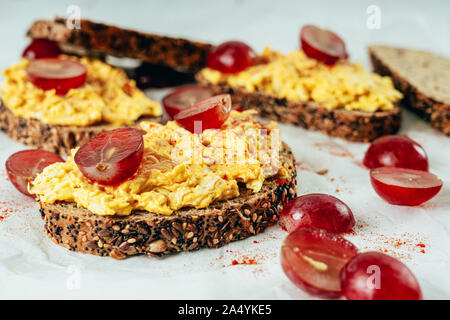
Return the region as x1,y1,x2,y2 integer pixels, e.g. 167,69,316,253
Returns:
27,17,214,73
37,143,297,259
196,73,401,142
369,45,450,135
0,100,161,157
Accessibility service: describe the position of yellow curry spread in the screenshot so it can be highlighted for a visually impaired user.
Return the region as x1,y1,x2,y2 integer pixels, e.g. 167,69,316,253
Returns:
31,110,287,216
200,47,403,112
1,55,162,126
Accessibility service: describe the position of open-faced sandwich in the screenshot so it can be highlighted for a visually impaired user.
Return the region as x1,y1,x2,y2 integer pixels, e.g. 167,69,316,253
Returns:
196,25,404,142
0,17,214,156
369,45,450,135
6,95,297,258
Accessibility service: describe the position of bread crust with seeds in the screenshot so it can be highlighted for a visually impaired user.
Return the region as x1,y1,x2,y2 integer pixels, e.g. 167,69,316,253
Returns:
38,143,297,259
0,100,161,157
196,73,401,142
369,45,450,135
27,17,214,73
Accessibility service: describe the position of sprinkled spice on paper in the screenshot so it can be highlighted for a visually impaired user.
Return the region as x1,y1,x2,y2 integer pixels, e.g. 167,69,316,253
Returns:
314,142,354,158
231,256,258,265
0,208,10,221
347,229,429,259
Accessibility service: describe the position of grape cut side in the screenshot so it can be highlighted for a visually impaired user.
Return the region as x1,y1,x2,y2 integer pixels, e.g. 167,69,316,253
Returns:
74,128,144,186
174,94,232,133
26,58,87,95
6,149,64,197
162,86,212,119
300,25,348,65
281,228,358,298
370,167,443,206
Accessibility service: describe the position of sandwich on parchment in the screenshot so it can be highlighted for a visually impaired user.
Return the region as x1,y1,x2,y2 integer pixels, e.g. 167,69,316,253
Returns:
29,105,297,258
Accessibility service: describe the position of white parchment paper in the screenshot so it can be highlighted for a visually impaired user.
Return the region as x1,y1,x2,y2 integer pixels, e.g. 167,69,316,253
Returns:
0,0,448,299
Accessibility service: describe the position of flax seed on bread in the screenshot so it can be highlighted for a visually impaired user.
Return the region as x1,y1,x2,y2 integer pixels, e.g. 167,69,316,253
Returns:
38,143,297,259
369,45,450,135
0,100,161,157
196,73,401,142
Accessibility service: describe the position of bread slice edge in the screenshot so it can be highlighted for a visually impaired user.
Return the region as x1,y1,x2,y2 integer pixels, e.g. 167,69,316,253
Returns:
369,45,450,135
27,17,214,73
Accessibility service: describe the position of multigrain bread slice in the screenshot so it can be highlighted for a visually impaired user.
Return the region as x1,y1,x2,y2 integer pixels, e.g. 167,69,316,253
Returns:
27,17,214,73
37,143,297,259
0,100,161,157
369,45,450,135
196,73,401,142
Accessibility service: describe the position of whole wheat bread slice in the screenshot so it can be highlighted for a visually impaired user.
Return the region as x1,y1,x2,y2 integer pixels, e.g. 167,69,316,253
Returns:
196,73,401,142
0,100,161,157
37,143,297,259
27,17,213,73
369,45,450,135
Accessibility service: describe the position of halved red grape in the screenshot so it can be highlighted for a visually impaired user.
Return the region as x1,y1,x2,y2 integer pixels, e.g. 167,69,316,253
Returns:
340,252,422,300
206,41,257,74
370,167,443,206
5,149,64,197
300,25,348,65
174,94,231,133
27,58,87,95
363,135,429,171
74,128,144,185
280,194,355,234
162,86,212,119
281,228,358,298
22,39,62,60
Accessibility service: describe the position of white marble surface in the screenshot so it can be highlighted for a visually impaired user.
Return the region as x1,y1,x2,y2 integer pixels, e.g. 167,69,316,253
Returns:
0,0,449,299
